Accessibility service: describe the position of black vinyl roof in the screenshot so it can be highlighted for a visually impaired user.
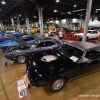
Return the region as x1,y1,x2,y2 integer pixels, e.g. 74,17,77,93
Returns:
69,42,100,51
1,0,100,24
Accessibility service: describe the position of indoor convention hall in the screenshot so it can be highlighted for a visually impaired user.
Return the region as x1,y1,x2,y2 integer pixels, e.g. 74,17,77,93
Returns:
1,0,100,100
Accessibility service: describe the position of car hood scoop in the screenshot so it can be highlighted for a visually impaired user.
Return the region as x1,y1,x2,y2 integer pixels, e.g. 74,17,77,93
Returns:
41,55,57,62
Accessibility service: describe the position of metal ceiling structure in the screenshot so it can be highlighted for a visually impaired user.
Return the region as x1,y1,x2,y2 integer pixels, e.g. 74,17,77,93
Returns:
0,0,100,24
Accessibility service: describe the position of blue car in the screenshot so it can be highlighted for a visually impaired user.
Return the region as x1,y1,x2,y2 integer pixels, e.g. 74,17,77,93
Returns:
0,32,9,42
0,35,38,51
6,31,22,37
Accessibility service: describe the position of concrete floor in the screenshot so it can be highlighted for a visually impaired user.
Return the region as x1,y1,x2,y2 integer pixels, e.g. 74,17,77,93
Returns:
1,36,100,100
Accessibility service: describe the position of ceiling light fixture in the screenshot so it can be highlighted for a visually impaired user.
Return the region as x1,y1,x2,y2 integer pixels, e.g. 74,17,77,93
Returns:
56,0,59,2
95,9,100,13
19,14,21,17
33,16,37,18
54,9,57,12
22,19,24,20
1,0,6,4
14,16,16,18
68,12,71,14
74,4,76,7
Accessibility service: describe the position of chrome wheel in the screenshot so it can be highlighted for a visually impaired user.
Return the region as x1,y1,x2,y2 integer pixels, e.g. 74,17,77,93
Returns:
17,56,26,64
52,79,64,91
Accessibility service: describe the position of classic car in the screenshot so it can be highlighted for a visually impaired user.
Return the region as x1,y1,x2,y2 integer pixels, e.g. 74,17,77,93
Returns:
6,31,22,37
0,32,9,42
74,30,100,39
48,29,57,36
5,37,67,64
24,42,100,92
0,35,38,51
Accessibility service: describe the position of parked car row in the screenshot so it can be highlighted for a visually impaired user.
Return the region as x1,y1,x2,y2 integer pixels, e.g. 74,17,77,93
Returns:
3,30,100,93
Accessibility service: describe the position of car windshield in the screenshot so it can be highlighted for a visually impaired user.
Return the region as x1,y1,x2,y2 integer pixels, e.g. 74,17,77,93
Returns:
29,39,39,47
58,44,84,62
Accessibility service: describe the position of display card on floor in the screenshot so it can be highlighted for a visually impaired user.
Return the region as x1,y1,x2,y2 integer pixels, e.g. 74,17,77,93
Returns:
17,79,27,98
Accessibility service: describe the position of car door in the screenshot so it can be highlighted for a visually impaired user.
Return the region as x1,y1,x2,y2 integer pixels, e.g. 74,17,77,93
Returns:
62,50,99,79
67,50,100,79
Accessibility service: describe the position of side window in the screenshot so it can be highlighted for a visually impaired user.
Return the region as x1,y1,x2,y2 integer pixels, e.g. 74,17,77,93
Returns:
38,41,55,47
81,50,94,63
91,31,98,34
45,41,55,47
37,42,46,47
94,49,100,59
85,50,94,59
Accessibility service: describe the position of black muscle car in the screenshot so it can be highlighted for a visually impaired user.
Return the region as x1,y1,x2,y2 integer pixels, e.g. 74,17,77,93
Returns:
5,37,67,63
25,42,100,92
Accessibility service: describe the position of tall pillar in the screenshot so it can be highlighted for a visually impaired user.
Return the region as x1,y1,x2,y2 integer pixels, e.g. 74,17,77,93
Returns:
25,13,30,34
16,14,20,32
82,0,93,42
0,20,3,30
37,5,43,36
40,7,43,35
11,17,15,31
80,13,83,27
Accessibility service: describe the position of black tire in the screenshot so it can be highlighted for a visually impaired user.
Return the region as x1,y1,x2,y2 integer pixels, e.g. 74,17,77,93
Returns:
17,55,26,64
49,77,67,92
87,37,89,40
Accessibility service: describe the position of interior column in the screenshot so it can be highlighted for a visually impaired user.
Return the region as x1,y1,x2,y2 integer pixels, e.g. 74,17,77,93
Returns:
16,14,21,32
82,0,93,42
25,13,30,34
11,17,15,31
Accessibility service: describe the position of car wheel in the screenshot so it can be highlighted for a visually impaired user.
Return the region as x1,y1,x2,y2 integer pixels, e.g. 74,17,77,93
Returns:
17,55,26,64
87,37,89,40
49,77,67,92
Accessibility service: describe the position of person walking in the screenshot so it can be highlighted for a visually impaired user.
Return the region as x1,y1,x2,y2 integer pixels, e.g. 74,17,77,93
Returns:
59,29,63,40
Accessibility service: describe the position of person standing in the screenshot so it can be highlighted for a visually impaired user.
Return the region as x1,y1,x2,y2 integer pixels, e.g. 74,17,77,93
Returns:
59,29,63,39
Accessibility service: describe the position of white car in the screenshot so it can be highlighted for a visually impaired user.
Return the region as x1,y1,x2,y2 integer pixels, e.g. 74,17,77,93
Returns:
74,30,100,39
48,30,57,36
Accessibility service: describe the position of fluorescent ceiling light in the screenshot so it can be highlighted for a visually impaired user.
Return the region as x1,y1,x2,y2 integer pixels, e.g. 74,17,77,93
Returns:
56,0,59,2
73,9,85,12
96,9,100,10
19,14,21,17
2,0,6,4
54,9,57,12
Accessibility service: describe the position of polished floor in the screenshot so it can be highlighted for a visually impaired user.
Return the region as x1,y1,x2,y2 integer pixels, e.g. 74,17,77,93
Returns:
1,36,100,100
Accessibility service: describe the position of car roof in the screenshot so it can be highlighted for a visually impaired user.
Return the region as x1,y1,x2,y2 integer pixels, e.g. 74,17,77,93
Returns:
68,42,100,51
